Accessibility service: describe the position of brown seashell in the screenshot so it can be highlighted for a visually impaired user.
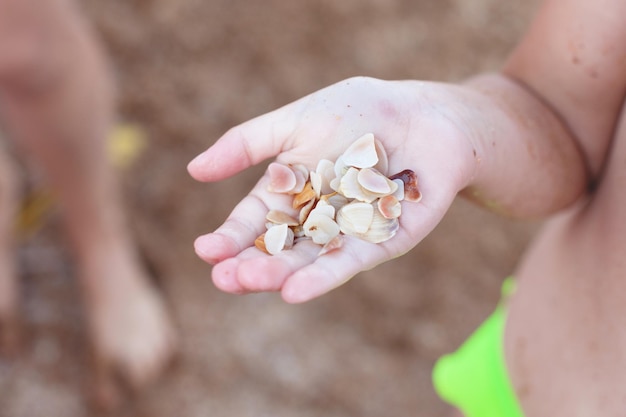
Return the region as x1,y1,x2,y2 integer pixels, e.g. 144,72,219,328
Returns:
292,181,316,209
389,169,422,202
255,233,268,254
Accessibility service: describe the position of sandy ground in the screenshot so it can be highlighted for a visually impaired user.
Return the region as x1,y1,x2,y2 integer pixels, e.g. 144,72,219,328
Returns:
0,1,541,416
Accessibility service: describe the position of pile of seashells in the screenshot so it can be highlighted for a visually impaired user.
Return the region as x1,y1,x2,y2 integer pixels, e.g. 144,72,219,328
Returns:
255,133,421,256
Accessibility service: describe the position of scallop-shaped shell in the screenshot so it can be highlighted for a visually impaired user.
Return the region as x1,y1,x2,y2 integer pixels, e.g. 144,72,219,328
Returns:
341,133,378,168
303,212,341,245
357,207,399,243
336,201,374,235
298,198,316,224
264,223,294,255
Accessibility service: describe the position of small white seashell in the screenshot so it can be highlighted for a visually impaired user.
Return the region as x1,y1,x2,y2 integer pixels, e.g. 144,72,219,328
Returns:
315,159,336,195
391,179,405,201
264,223,295,255
336,201,374,235
308,200,336,220
341,133,378,168
303,212,341,245
373,139,389,174
310,171,323,198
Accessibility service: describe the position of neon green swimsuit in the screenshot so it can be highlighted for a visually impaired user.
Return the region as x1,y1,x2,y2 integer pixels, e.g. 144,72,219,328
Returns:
432,278,524,417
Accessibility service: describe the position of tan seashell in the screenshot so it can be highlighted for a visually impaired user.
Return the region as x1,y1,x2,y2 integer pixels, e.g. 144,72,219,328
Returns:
303,212,341,245
255,233,268,254
266,210,300,226
267,162,296,193
264,223,294,255
318,234,344,256
389,169,421,202
292,181,316,209
358,208,399,243
377,195,402,219
341,133,378,168
298,198,316,224
336,201,374,235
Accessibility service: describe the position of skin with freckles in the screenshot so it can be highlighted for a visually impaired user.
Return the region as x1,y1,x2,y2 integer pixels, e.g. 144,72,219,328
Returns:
189,0,626,415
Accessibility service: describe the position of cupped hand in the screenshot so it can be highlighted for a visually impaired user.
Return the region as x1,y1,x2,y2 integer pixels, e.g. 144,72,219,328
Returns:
188,76,478,303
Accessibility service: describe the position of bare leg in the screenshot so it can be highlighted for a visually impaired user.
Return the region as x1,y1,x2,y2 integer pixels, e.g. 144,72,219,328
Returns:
0,0,176,408
0,144,20,355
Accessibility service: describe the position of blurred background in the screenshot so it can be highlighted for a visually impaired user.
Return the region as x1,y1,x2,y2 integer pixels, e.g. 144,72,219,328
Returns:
0,0,541,416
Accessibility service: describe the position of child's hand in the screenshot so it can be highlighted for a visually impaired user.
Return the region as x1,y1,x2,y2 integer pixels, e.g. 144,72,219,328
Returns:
188,76,479,303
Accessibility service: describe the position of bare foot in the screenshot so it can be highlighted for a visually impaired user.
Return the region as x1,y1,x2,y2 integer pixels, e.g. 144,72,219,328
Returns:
79,245,177,409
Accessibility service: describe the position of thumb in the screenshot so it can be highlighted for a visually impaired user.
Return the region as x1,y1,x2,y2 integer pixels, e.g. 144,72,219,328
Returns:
187,105,297,182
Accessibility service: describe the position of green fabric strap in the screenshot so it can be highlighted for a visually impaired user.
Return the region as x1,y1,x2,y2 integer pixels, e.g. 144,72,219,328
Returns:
432,278,524,417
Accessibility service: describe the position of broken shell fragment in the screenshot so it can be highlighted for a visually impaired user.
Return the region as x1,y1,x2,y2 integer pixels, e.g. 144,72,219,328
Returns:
377,195,402,219
318,234,344,256
254,233,268,254
389,169,421,202
292,181,316,209
264,223,294,255
303,212,341,245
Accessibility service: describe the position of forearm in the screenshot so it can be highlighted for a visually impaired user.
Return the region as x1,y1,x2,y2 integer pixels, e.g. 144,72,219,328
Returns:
455,73,589,218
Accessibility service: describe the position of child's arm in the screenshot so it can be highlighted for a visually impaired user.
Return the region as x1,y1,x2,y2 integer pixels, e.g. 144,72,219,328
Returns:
187,0,626,303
